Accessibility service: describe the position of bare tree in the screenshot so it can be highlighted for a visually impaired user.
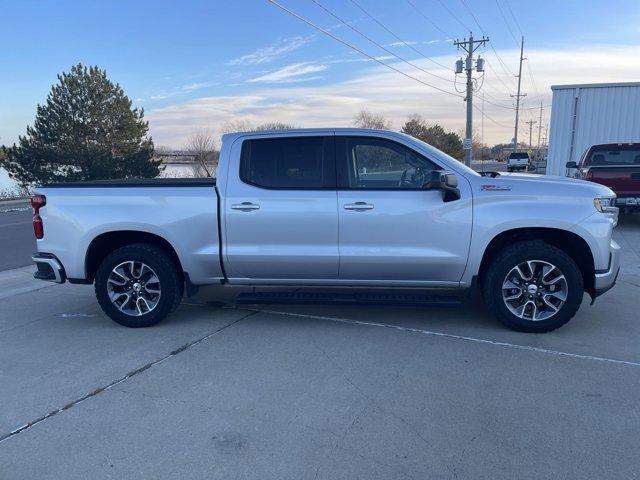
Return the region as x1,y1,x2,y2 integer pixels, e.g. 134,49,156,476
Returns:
220,119,255,135
185,130,217,177
220,119,295,134
353,110,392,130
254,122,295,131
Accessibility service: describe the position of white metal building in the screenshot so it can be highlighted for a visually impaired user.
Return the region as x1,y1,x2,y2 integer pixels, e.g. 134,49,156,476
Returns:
546,82,640,176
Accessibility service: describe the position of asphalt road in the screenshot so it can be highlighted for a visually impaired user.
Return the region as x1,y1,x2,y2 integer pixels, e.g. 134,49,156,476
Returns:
1,217,639,479
0,209,35,270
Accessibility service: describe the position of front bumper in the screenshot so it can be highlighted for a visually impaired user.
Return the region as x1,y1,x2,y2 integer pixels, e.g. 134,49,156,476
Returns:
593,240,620,297
32,253,66,283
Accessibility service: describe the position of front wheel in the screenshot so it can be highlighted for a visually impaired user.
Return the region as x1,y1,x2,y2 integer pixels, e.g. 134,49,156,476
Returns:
95,244,183,327
482,241,584,333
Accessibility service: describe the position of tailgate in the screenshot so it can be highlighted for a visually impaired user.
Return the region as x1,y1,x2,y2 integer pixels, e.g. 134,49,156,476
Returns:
587,167,640,196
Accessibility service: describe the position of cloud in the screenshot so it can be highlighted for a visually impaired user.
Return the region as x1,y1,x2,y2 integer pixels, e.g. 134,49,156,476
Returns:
227,36,313,66
247,63,327,83
382,41,418,47
180,81,218,92
146,45,640,147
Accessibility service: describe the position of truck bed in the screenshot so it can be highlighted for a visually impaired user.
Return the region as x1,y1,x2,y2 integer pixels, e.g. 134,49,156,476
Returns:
34,179,223,284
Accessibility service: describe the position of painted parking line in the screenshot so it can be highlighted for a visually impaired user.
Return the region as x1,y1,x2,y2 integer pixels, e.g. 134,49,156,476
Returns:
253,308,640,368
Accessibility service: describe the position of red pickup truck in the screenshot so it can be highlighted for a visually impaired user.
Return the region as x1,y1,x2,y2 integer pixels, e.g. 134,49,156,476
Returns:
567,143,640,212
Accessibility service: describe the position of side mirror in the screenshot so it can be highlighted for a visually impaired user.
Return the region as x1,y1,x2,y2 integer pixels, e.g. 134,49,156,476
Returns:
566,161,578,169
442,172,458,189
423,171,460,202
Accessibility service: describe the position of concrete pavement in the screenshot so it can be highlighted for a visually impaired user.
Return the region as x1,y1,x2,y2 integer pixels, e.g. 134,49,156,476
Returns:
0,217,638,479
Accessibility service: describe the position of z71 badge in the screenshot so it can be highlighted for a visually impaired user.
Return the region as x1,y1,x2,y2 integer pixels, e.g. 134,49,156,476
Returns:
481,184,512,191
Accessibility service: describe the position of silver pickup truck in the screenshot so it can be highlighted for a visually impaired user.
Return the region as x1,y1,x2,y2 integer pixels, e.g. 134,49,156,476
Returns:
31,128,620,332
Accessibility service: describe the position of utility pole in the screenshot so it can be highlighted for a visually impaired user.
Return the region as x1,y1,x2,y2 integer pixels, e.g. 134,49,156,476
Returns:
537,100,543,149
511,36,526,152
454,33,489,167
481,92,484,172
525,119,537,149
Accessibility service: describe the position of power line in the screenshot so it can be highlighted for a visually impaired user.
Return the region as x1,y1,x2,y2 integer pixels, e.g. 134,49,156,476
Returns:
525,55,540,97
501,0,541,97
404,0,455,40
308,0,455,84
494,0,520,48
348,0,451,71
407,0,518,101
483,57,516,94
504,0,524,36
473,103,510,129
266,0,464,98
436,0,472,31
458,0,517,85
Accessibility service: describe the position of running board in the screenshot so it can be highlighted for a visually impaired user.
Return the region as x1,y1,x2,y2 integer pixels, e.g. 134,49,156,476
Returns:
235,291,461,307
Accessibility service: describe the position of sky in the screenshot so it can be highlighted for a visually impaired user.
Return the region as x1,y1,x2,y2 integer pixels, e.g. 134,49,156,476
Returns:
1,0,639,148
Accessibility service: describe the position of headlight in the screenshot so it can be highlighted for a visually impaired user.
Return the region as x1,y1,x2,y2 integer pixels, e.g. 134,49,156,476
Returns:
593,197,618,213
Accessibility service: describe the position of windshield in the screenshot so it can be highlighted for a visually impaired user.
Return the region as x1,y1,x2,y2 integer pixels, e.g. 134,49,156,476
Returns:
586,147,640,166
404,134,480,177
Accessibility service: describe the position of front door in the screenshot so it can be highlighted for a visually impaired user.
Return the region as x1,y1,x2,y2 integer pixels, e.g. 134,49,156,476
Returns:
336,136,472,284
224,135,339,281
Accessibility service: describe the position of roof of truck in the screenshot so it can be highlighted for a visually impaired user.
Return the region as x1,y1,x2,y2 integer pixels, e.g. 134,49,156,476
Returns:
221,128,404,142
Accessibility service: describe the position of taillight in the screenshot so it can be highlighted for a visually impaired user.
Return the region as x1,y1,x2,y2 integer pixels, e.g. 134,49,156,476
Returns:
30,194,46,239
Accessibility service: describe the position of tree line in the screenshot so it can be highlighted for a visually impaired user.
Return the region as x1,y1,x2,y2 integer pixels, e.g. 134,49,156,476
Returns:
1,64,475,186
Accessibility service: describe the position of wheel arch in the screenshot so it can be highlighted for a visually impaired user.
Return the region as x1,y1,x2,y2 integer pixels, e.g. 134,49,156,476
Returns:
478,227,595,297
84,230,184,283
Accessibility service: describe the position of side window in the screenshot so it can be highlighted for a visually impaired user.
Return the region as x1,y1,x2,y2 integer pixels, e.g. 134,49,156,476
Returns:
240,137,334,189
340,137,440,189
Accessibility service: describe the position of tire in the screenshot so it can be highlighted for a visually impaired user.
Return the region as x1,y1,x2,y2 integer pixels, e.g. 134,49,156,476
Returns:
482,241,584,333
95,244,183,328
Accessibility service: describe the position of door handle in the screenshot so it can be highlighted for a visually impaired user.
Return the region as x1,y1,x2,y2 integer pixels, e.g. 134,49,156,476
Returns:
231,202,260,212
344,202,374,211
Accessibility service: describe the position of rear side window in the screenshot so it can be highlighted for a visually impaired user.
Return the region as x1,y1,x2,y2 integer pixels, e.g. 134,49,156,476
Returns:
240,137,335,189
586,148,640,166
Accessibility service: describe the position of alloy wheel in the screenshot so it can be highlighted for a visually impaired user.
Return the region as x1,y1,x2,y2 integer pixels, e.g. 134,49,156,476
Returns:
106,261,162,316
502,260,568,321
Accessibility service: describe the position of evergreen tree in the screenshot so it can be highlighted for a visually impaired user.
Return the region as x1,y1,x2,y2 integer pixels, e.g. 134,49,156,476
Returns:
2,64,160,185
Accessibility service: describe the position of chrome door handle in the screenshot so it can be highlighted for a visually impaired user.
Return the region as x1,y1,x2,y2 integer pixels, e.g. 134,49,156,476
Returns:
344,202,374,211
231,202,260,211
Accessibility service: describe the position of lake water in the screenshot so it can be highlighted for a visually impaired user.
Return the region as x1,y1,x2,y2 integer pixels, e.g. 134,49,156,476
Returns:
0,167,17,190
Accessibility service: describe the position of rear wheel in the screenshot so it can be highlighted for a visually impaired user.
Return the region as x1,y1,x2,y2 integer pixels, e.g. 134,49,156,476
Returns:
95,244,183,327
482,241,584,332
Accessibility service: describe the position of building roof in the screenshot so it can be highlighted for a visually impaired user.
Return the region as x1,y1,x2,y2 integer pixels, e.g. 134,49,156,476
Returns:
551,81,640,91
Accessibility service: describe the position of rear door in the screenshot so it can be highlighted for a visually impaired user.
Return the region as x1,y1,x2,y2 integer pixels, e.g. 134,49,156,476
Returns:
223,135,339,281
336,136,472,284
